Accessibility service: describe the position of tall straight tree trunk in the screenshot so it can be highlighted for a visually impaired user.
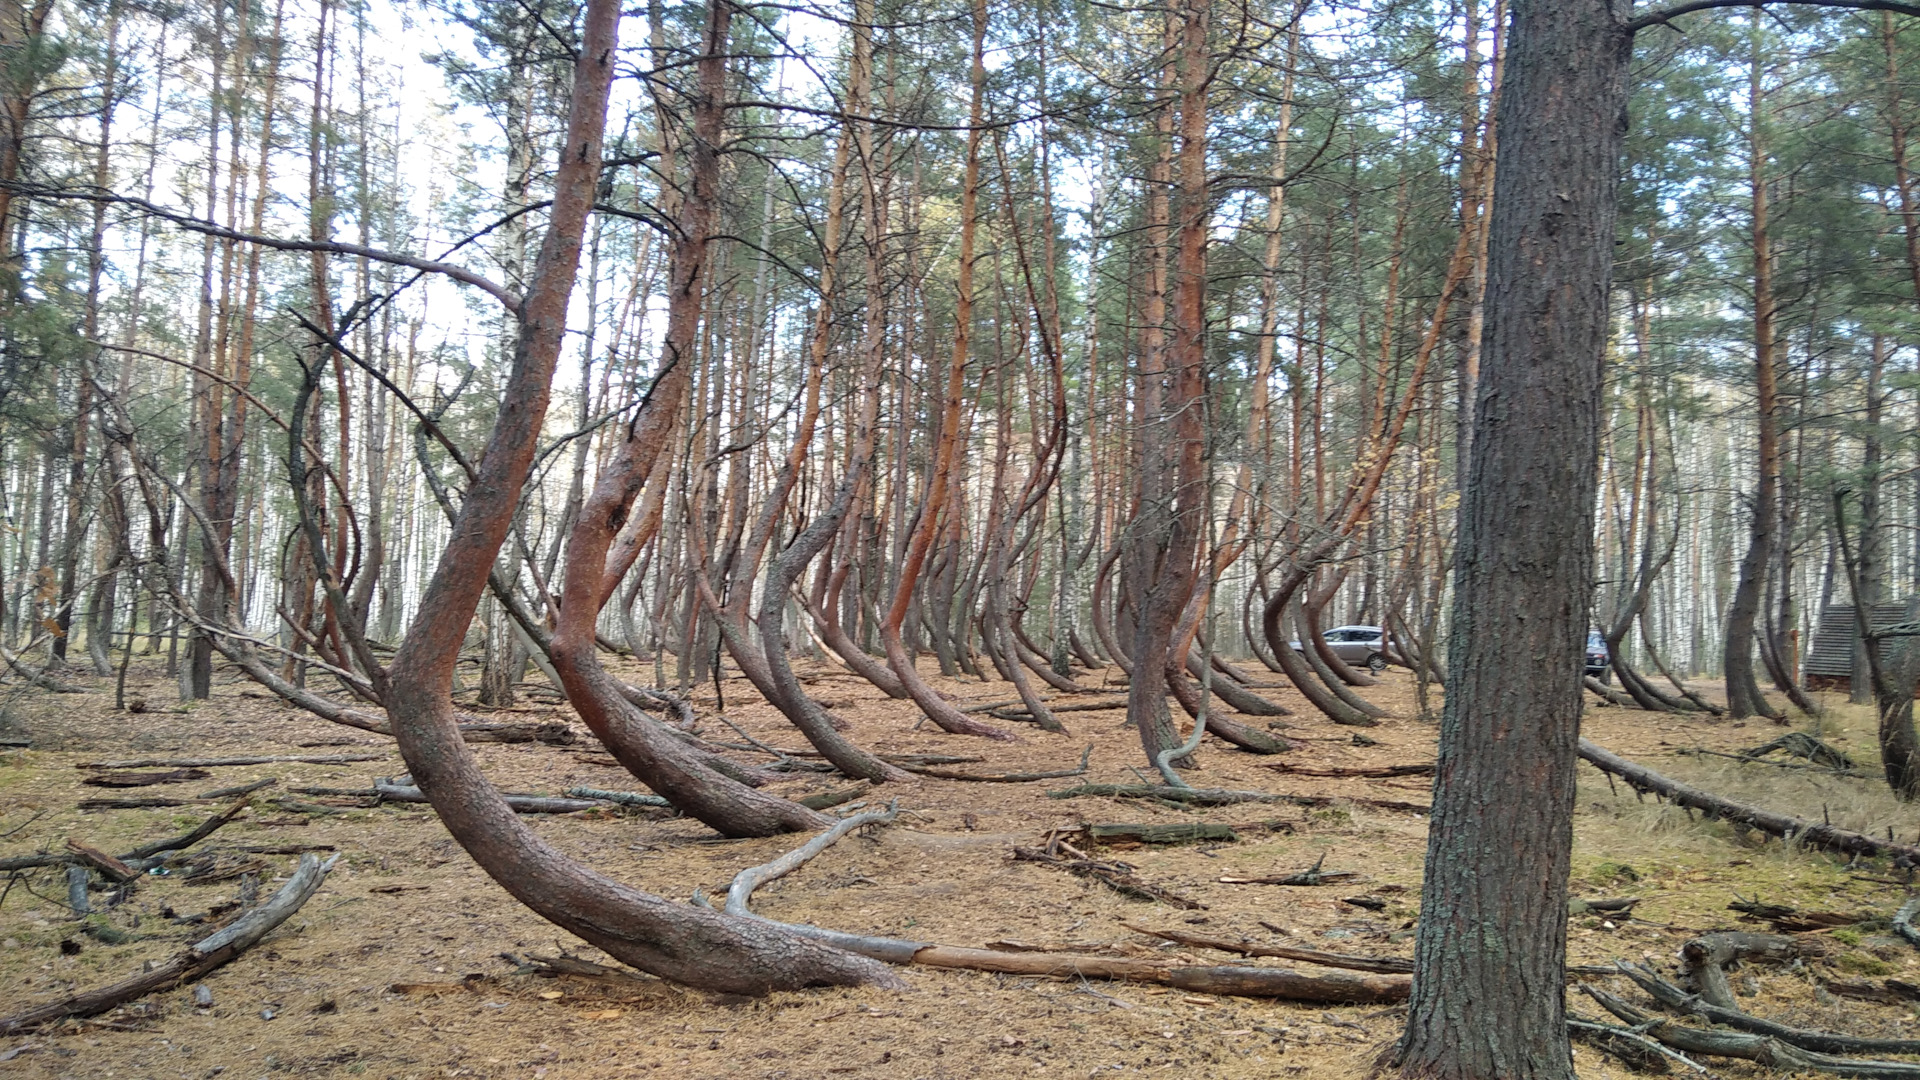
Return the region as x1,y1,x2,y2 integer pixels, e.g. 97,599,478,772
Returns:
1394,2,1628,1077
877,0,1011,742
1723,11,1785,723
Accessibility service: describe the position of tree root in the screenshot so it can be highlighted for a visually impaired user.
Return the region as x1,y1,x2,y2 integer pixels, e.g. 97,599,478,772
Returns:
0,853,340,1032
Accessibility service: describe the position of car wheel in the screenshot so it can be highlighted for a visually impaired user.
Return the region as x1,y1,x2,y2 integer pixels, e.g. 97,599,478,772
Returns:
1367,652,1387,673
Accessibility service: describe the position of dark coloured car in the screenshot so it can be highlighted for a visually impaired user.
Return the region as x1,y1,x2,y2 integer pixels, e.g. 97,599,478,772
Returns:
1585,630,1610,683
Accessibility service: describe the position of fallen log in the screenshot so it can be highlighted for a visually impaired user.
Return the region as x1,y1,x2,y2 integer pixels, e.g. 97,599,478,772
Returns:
1264,762,1435,779
0,853,339,1032
1120,922,1413,974
2,799,252,872
79,753,387,769
1219,852,1358,886
563,786,671,808
81,768,213,788
1679,932,1801,1009
1047,783,1430,814
1582,983,1920,1079
372,779,601,815
904,746,1092,782
1086,823,1238,845
1895,899,1920,949
1579,740,1920,863
1616,963,1920,1055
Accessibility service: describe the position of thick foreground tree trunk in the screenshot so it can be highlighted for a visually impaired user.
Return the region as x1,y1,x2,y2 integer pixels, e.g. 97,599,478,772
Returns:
1395,2,1627,1078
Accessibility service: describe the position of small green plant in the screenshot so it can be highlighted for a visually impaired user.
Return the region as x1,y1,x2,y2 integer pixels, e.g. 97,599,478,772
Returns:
1586,861,1640,885
1830,927,1863,947
1835,951,1895,977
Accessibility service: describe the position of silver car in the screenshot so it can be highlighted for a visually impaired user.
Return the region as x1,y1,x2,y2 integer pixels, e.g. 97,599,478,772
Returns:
1290,625,1388,672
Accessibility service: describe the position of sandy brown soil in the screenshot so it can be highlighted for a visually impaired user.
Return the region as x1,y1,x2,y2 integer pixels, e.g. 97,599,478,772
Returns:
0,654,1915,1079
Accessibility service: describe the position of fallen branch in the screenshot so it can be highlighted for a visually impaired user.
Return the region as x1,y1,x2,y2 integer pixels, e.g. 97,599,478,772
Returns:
1048,783,1429,814
0,853,340,1032
1581,983,1920,1079
78,753,387,769
372,779,602,814
562,786,671,808
1264,762,1435,779
1578,739,1920,863
1618,963,1920,1055
1219,851,1358,886
1895,899,1920,949
1120,922,1412,974
903,746,1092,782
2,798,252,873
1567,1015,1711,1074
723,804,898,917
1679,932,1801,1009
1676,746,1873,778
1012,843,1206,909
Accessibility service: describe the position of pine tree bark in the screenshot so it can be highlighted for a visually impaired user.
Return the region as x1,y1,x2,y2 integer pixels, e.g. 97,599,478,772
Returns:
1394,1,1628,1076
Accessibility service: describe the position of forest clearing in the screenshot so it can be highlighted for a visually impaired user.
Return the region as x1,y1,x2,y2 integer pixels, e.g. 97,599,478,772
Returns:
1,665,1918,1079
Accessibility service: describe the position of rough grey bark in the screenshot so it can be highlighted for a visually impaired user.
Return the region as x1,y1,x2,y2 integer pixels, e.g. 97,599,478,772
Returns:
1395,2,1628,1077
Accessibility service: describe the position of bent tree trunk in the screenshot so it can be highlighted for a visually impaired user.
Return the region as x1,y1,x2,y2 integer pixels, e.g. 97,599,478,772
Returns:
383,0,894,993
1395,2,1626,1078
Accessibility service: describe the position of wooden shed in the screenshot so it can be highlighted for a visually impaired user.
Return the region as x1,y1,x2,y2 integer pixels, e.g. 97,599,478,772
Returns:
1803,603,1919,694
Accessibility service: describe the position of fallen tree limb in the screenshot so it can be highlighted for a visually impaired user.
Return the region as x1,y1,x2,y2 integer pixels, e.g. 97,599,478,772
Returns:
78,753,387,769
1581,983,1920,1079
1577,739,1920,864
2,798,252,872
562,786,671,808
0,853,339,1032
372,779,602,815
1895,899,1920,949
81,768,212,788
1264,762,1435,779
1618,963,1920,1056
1675,746,1873,779
723,804,898,917
1219,851,1358,886
1012,843,1206,909
1120,922,1413,974
1567,1015,1710,1074
1047,783,1429,814
1679,932,1801,1009
903,746,1092,782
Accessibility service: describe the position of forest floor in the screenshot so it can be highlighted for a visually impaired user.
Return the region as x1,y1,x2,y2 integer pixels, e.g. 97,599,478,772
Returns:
0,654,1915,1079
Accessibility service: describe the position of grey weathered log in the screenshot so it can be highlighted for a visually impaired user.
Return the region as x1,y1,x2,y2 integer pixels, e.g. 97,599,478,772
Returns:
373,779,599,815
1679,932,1800,1010
563,786,671,808
1583,983,1920,1079
723,804,898,917
1619,962,1920,1055
78,753,387,769
0,853,338,1032
1895,899,1920,949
